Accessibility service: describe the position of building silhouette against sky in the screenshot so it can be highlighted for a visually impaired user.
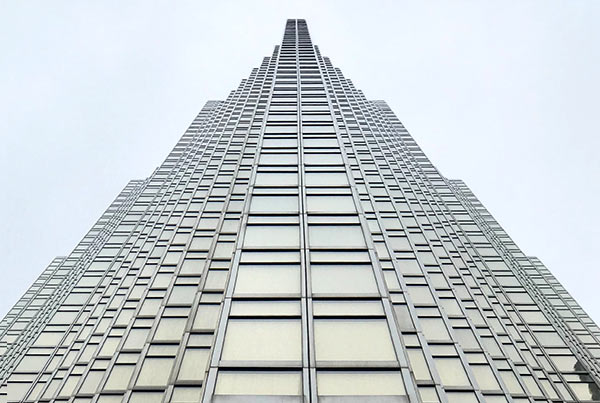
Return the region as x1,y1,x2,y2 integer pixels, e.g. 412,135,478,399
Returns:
1,19,599,403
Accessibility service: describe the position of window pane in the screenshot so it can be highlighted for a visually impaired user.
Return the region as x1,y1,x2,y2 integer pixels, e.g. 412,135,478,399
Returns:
306,195,356,213
177,348,210,381
305,172,349,186
104,364,134,390
243,226,300,248
407,348,432,381
446,392,478,403
255,172,298,186
221,319,301,361
123,328,149,349
314,319,396,361
311,264,378,294
309,225,365,248
235,265,300,295
136,357,174,387
128,392,164,403
433,357,471,387
317,371,405,396
215,371,302,395
154,318,186,341
304,153,343,165
230,300,301,316
193,304,221,330
471,365,500,390
250,196,298,213
259,153,298,165
313,300,383,316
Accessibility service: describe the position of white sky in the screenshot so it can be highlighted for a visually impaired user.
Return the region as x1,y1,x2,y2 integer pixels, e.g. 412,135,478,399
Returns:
1,1,598,324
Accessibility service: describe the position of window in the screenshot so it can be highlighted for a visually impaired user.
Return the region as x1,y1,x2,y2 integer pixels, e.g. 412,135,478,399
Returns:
221,319,301,361
314,319,396,361
255,172,298,186
407,348,432,381
313,300,383,316
215,371,302,395
407,285,435,305
243,225,300,248
154,318,186,341
250,195,298,213
471,365,500,390
136,357,174,387
309,225,365,248
192,304,221,330
433,357,471,387
317,371,405,396
123,328,149,350
306,195,356,213
171,386,203,402
305,172,348,186
259,153,298,165
168,285,197,305
177,348,210,381
104,364,134,390
304,153,343,165
311,264,378,294
446,392,478,403
235,265,300,295
230,300,300,316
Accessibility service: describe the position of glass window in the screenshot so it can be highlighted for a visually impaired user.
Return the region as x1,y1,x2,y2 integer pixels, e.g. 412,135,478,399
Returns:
168,285,197,305
309,225,365,248
154,318,186,341
471,365,500,390
314,319,396,361
221,319,301,361
193,304,221,330
446,392,478,403
262,138,297,148
255,172,298,186
171,387,203,402
79,370,105,393
304,153,343,165
104,364,135,390
259,153,298,165
433,357,471,387
311,264,378,294
305,172,349,186
235,264,300,295
306,195,356,213
454,328,479,350
128,392,164,403
215,370,302,395
407,348,432,381
136,357,174,387
418,386,439,402
313,300,383,316
317,371,405,396
407,285,435,305
420,318,450,341
14,355,48,372
230,300,301,316
569,381,600,401
243,225,300,248
250,195,298,213
177,348,210,381
123,328,149,350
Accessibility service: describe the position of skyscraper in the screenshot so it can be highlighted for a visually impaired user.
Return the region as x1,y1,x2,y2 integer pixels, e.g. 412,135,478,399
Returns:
1,17,599,402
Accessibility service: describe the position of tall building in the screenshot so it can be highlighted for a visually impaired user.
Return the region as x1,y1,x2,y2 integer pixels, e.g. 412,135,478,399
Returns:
1,19,599,403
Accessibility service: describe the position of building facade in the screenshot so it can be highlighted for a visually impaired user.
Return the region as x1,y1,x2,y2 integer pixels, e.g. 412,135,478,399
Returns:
1,19,599,403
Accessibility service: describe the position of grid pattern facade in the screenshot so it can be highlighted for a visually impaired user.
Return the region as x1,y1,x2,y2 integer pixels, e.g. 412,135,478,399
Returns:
1,19,599,403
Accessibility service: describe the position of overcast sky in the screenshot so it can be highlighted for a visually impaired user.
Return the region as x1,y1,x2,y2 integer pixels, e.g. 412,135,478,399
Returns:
1,1,598,324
